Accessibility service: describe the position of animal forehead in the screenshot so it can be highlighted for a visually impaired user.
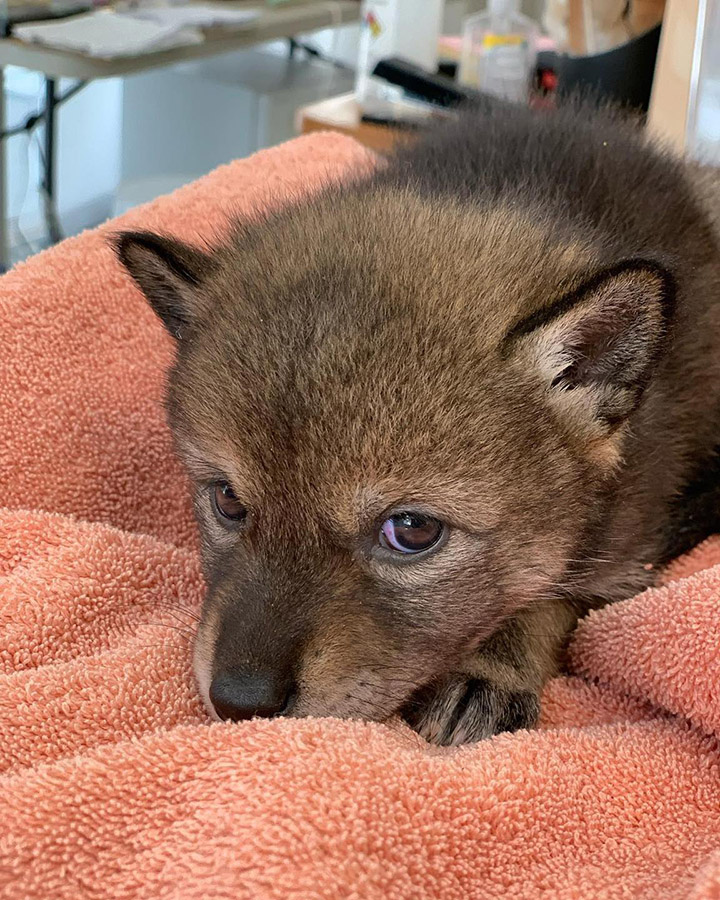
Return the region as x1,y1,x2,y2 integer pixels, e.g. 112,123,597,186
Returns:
174,189,592,501
177,354,524,528
213,188,593,323
197,196,592,400
182,314,507,497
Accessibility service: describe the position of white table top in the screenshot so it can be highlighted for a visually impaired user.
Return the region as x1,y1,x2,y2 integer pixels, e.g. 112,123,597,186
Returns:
0,1,360,79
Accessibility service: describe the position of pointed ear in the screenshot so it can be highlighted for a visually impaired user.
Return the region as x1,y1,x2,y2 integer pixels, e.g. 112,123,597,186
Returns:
112,231,215,339
504,260,674,450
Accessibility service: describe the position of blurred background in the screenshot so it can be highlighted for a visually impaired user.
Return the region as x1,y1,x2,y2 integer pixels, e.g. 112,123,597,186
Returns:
0,0,715,267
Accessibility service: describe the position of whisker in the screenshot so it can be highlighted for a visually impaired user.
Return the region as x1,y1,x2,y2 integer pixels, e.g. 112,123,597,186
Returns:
133,598,202,622
143,622,196,639
151,608,201,631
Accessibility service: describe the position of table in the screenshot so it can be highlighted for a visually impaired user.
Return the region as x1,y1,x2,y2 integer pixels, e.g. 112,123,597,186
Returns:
0,0,360,269
298,92,408,152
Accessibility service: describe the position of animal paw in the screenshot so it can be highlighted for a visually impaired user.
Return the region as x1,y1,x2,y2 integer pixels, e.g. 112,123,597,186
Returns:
402,675,540,746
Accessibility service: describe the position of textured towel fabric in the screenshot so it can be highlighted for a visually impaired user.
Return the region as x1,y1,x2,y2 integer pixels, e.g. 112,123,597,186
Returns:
1,133,720,900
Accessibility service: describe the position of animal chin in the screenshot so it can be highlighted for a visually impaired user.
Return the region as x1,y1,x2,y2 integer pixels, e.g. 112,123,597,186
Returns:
292,669,425,724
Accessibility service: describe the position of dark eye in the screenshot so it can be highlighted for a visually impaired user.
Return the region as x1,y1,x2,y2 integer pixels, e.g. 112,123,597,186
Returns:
212,481,247,523
379,512,444,555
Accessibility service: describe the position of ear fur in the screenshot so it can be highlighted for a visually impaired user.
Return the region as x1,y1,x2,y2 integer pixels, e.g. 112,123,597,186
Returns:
504,260,674,452
113,231,215,339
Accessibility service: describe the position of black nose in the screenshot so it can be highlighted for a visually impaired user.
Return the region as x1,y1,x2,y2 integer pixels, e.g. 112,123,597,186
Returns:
209,671,295,722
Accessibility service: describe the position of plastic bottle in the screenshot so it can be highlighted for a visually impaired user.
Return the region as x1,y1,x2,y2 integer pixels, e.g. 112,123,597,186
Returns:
355,0,444,106
459,0,540,103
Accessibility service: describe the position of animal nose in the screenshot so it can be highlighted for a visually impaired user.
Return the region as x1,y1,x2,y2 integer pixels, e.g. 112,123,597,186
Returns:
209,671,295,722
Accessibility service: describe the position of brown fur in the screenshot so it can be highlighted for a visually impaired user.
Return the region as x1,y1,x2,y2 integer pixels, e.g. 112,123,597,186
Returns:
114,102,720,745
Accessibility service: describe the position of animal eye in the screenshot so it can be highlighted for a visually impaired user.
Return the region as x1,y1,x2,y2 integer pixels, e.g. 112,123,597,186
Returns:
379,512,444,555
212,481,247,523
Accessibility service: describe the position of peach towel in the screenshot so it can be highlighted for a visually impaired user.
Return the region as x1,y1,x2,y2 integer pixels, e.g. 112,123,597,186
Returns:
1,133,720,900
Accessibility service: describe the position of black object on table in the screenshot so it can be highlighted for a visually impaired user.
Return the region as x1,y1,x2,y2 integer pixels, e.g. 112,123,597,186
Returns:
545,25,662,113
371,56,483,109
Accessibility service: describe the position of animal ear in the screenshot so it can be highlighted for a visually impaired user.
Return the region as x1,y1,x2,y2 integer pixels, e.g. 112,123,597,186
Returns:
505,260,674,446
113,231,214,339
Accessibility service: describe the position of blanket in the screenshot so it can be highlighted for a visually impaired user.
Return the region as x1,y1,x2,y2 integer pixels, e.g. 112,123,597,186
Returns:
1,132,720,900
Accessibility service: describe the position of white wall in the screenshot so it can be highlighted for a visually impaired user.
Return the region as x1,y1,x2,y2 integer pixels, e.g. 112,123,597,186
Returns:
5,67,122,253
4,41,355,256
116,47,354,214
691,0,720,164
56,76,123,235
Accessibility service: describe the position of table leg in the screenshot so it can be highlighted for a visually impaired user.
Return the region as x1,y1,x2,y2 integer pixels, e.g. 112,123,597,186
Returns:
42,75,62,245
0,67,9,273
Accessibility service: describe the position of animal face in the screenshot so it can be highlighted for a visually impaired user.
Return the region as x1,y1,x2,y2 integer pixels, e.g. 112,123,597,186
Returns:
116,185,670,725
